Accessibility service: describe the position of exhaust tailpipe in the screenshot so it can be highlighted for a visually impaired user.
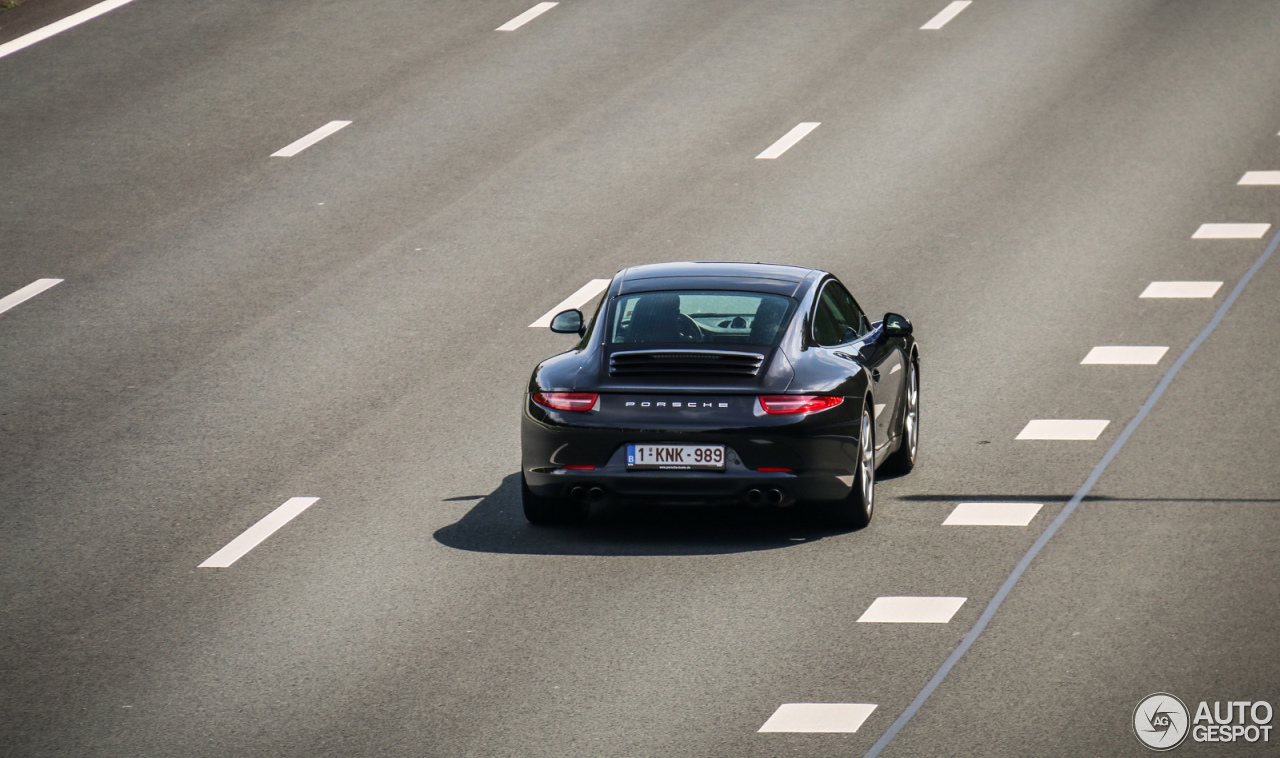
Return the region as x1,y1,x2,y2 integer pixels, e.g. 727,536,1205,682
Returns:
588,486,606,502
746,488,764,506
570,486,588,502
765,488,784,506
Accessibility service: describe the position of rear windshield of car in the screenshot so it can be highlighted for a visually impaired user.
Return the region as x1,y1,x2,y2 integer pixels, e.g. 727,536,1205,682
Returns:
608,291,795,346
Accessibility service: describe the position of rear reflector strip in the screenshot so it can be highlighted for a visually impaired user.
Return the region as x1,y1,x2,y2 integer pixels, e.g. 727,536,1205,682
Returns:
757,467,792,473
563,465,596,470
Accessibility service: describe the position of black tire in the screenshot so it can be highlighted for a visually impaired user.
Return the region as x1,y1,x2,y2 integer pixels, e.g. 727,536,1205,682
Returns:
881,357,919,476
812,403,875,529
521,473,587,525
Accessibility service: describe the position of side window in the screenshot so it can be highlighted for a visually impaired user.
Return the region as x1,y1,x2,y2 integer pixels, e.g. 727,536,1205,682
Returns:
813,283,850,346
812,281,866,346
831,283,868,337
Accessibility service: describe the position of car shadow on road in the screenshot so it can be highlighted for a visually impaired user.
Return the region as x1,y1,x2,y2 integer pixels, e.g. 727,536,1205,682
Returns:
433,473,844,556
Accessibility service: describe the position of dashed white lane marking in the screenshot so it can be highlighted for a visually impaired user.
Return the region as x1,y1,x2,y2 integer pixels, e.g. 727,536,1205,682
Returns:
1080,346,1169,365
529,279,611,327
920,0,972,30
496,2,557,31
1239,171,1280,185
1192,223,1270,239
756,122,820,160
0,0,137,61
198,497,320,568
857,597,967,623
271,121,352,157
759,703,877,733
1016,419,1110,440
0,279,62,316
944,502,1043,526
1140,281,1223,298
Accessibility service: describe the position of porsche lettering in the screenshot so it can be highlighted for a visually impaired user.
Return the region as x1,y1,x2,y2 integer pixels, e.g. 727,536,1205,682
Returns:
623,401,730,408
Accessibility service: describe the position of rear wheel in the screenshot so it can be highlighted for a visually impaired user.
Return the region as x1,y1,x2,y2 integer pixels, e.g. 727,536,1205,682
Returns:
882,357,919,475
521,473,588,525
813,403,875,529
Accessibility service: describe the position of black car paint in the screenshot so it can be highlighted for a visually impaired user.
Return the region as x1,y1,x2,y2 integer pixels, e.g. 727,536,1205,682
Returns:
522,262,916,507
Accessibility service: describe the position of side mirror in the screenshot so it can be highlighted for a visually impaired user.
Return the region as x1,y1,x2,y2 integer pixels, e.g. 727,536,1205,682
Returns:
882,312,912,337
549,309,584,335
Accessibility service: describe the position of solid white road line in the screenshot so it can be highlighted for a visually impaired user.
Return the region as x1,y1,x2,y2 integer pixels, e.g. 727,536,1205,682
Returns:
271,121,352,157
497,2,557,31
529,279,611,327
1080,346,1169,365
1016,419,1109,440
858,597,967,623
0,0,137,61
1140,281,1223,298
1192,223,1270,239
756,122,820,160
759,703,878,733
944,502,1043,526
198,497,320,568
920,0,972,30
0,279,63,316
1239,171,1280,185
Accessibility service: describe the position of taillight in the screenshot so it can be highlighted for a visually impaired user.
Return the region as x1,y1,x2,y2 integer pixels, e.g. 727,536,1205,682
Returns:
533,392,598,411
759,395,844,414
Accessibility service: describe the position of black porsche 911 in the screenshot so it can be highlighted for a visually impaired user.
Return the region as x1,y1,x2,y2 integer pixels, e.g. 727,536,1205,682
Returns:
521,261,918,527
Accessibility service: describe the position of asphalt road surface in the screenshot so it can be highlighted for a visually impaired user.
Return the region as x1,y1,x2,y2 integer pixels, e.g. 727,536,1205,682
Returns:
2,1,1278,756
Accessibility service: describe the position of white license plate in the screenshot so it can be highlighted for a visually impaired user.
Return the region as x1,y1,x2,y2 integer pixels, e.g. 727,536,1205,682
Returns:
626,444,725,470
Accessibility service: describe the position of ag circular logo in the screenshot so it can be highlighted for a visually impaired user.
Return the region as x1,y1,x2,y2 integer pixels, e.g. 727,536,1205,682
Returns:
1134,693,1190,751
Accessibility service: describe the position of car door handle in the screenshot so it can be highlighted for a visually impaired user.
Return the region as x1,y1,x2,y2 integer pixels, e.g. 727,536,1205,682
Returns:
870,369,881,383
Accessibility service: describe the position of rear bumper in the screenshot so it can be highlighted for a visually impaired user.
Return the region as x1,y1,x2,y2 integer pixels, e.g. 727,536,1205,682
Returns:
522,414,861,506
524,466,854,506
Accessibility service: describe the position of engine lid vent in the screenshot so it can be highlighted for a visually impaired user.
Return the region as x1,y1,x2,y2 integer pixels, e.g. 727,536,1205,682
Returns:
609,349,765,376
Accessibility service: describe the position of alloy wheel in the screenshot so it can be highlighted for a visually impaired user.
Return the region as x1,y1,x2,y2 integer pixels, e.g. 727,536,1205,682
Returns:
860,407,875,516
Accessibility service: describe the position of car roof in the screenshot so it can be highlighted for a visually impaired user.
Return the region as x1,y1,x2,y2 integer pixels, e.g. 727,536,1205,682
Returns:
614,261,823,297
